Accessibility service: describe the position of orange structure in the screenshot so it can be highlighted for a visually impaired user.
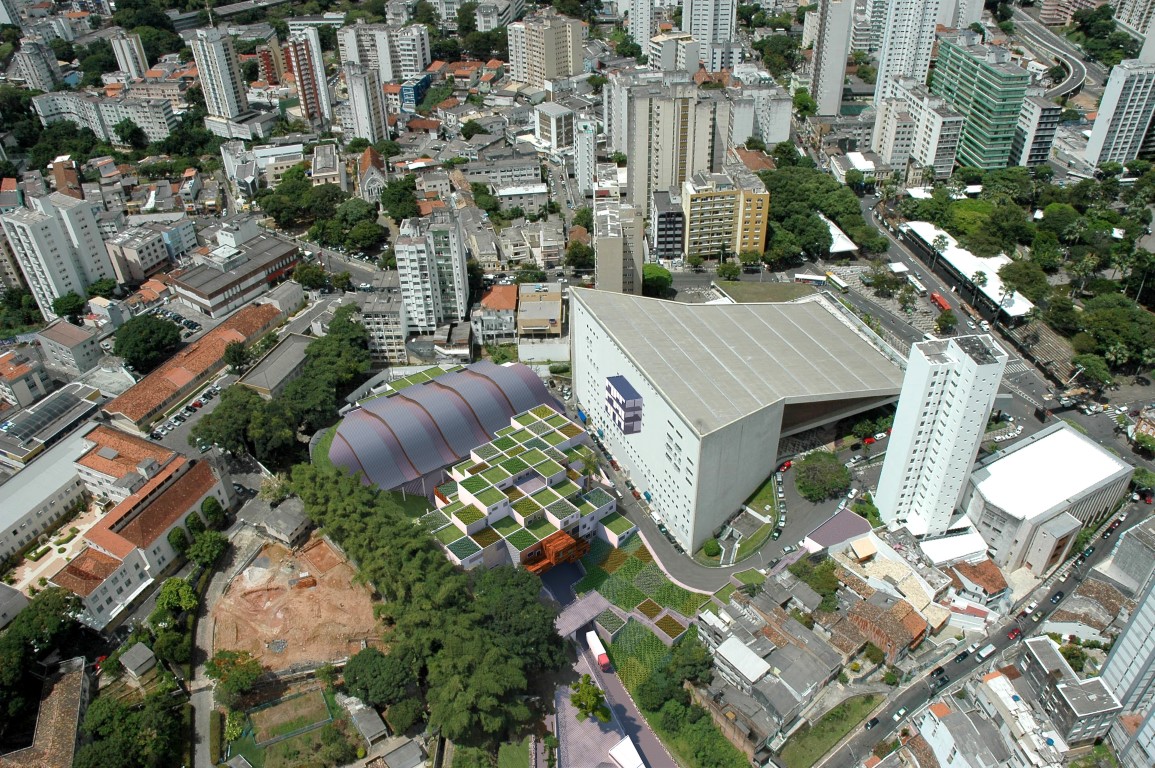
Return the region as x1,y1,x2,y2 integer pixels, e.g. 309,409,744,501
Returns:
526,530,590,574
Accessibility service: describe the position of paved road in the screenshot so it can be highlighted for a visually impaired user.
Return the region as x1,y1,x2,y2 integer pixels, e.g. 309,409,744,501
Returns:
1013,8,1104,93
581,635,678,768
820,502,1145,767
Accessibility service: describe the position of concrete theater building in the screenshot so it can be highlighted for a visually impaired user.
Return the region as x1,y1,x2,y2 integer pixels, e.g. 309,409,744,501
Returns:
570,289,905,551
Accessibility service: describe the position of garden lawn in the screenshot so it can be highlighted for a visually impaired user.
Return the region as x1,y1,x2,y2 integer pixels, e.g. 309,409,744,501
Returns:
497,738,530,768
779,694,878,768
736,523,773,560
745,473,780,518
734,568,766,586
382,490,433,518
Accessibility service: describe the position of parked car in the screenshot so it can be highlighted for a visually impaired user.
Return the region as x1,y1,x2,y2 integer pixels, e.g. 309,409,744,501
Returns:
1051,591,1064,604
935,675,950,688
782,544,796,555
873,432,888,441
772,528,782,540
1007,627,1022,640
893,708,907,722
1083,546,1095,558
863,436,876,445
931,666,944,677
778,460,792,471
864,718,879,731
953,650,970,663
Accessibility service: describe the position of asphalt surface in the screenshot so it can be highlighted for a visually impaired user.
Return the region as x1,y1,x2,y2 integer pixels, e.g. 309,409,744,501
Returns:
582,635,678,768
1013,8,1104,94
820,500,1148,768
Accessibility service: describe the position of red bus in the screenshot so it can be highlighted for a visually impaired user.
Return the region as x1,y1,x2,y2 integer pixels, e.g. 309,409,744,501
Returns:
930,292,950,312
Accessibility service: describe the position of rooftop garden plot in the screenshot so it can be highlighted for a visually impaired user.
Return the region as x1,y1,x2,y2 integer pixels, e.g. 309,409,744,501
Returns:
531,486,562,507
436,526,465,545
492,436,516,451
655,615,686,639
475,488,506,508
499,456,529,475
584,488,614,507
459,475,490,495
637,599,663,619
553,479,582,500
471,527,502,548
546,499,578,520
454,505,485,525
491,516,522,537
546,414,569,429
447,537,481,559
536,459,565,476
420,510,450,532
520,448,548,466
527,420,552,436
505,529,539,551
601,512,634,535
525,517,557,539
596,609,625,634
530,404,556,419
480,465,511,485
513,497,540,517
473,443,502,461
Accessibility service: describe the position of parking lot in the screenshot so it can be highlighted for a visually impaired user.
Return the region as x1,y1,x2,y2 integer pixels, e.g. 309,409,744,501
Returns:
150,373,239,454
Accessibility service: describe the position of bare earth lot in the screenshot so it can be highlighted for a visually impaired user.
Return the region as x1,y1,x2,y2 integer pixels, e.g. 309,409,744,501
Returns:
211,537,378,670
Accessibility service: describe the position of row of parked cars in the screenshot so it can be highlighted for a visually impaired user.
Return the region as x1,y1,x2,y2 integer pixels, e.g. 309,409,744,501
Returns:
156,308,203,333
149,383,222,443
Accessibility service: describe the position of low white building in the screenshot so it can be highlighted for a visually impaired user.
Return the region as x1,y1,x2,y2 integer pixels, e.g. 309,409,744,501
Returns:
964,422,1133,576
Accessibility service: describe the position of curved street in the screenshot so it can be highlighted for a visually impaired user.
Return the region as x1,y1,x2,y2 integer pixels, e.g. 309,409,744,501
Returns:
1012,8,1100,97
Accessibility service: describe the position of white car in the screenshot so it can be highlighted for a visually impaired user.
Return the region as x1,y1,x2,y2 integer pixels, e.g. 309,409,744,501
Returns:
893,707,908,722
967,320,976,329
873,432,888,441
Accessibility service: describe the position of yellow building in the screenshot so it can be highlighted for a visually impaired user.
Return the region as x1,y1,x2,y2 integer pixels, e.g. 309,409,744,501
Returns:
680,171,770,260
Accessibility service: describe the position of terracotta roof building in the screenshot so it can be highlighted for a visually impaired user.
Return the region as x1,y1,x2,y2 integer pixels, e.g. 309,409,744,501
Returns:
0,657,90,768
52,458,228,630
848,593,927,663
74,425,178,503
102,302,283,431
947,558,1008,605
0,350,51,408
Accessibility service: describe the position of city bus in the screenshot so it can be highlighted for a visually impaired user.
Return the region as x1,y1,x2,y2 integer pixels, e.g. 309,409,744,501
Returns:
930,292,951,312
825,272,850,293
905,274,928,296
794,273,828,286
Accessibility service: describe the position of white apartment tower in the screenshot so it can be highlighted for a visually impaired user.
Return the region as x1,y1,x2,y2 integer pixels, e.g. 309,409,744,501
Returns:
1116,0,1155,34
14,38,61,93
631,0,654,53
508,12,584,87
872,76,964,180
1010,94,1062,167
681,0,738,69
0,0,17,26
812,0,855,116
394,211,469,333
873,0,942,103
1103,576,1155,768
594,199,644,295
345,63,388,143
191,27,249,120
1084,58,1155,167
876,335,1007,537
111,30,149,80
337,22,431,83
1,194,115,320
575,118,598,197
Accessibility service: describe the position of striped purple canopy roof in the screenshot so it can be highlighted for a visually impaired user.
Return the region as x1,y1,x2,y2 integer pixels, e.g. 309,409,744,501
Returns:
329,361,558,490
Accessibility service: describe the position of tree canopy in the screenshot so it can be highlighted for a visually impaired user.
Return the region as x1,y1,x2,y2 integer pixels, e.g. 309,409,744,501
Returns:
114,314,181,372
793,451,852,502
642,264,672,297
206,649,264,707
289,462,565,747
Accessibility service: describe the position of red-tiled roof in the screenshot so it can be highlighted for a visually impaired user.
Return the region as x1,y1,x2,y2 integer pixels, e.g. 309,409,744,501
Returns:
118,461,216,548
51,548,122,597
481,285,518,311
486,59,503,69
75,425,175,481
359,146,385,175
417,199,446,215
103,303,280,423
0,659,87,767
0,351,34,382
950,559,1008,595
84,458,187,560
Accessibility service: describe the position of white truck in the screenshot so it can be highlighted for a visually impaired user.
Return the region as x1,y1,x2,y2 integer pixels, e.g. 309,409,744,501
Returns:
976,644,997,662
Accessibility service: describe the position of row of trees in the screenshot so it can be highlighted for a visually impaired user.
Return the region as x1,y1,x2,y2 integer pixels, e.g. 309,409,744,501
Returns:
307,197,388,253
289,461,565,747
190,305,370,465
257,165,351,230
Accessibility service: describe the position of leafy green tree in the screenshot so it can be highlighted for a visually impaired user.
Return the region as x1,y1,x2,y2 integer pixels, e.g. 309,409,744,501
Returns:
153,629,191,665
667,636,713,685
716,261,742,280
793,451,852,502
573,206,594,231
0,588,80,720
345,220,387,251
1072,353,1113,388
185,510,205,537
114,314,181,372
642,264,673,297
201,496,226,529
190,385,263,455
344,646,416,707
188,530,229,568
167,527,189,554
113,118,148,149
52,291,87,320
792,88,817,118
387,698,425,733
206,649,264,707
293,261,327,289
565,241,595,270
571,674,610,722
381,175,421,221
935,309,958,334
75,690,183,768
223,341,250,372
610,152,627,167
461,119,488,139
87,278,118,298
155,577,198,616
702,538,721,557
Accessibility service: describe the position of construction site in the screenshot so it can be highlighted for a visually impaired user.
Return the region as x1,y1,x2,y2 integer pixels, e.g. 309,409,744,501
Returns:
211,536,380,670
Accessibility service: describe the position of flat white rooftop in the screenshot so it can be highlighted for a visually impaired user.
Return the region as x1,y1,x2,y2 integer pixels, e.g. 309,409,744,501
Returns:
972,422,1132,521
572,289,904,436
